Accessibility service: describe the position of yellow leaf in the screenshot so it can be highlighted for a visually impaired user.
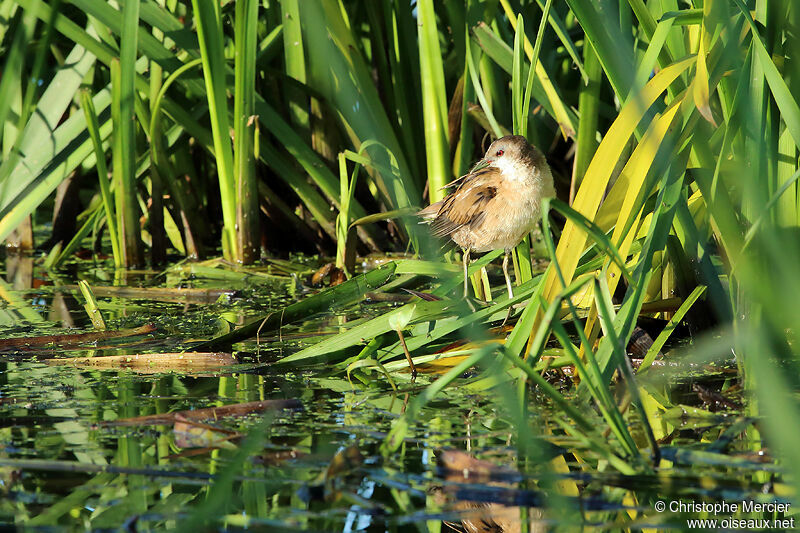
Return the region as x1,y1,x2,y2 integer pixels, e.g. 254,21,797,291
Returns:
577,100,684,310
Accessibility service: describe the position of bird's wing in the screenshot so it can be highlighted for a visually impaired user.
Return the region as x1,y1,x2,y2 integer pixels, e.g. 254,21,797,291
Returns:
429,167,500,238
438,159,491,190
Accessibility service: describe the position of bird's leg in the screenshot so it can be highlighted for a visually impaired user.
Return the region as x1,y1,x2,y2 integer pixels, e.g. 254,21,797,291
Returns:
462,248,471,299
502,249,514,299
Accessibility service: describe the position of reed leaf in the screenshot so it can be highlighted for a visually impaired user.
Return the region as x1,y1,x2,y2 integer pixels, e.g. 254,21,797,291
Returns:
417,0,450,201
190,0,237,261
80,90,121,268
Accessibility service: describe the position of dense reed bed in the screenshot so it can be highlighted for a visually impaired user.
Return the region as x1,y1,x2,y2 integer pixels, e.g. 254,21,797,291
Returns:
1,0,799,528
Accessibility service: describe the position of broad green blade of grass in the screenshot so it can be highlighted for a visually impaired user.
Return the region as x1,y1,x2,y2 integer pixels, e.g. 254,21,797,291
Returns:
111,61,141,267
348,208,418,230
78,280,106,331
393,259,460,277
190,0,238,261
573,40,602,199
0,38,96,218
280,0,308,137
277,300,451,366
112,0,144,266
776,127,799,227
417,0,450,202
233,0,259,264
629,16,678,104
80,90,121,268
511,14,524,136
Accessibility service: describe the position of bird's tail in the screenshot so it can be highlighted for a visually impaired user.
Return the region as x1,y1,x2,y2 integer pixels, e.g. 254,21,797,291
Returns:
417,201,443,224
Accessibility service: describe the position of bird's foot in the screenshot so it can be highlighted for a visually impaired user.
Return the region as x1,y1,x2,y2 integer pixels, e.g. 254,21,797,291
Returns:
500,306,514,327
460,295,490,312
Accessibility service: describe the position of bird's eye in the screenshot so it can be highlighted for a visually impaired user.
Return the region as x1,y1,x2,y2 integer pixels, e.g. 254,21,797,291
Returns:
496,149,504,157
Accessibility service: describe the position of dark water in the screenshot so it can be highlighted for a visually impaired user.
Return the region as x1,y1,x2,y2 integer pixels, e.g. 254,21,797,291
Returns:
0,256,791,531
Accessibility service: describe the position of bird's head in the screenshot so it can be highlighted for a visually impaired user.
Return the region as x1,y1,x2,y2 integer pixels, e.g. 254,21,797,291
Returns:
474,135,535,170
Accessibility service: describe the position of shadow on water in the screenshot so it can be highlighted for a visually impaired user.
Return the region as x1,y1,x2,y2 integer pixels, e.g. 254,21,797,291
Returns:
0,255,790,531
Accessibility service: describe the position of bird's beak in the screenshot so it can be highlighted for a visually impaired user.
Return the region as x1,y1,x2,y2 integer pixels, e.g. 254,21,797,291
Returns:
471,158,492,172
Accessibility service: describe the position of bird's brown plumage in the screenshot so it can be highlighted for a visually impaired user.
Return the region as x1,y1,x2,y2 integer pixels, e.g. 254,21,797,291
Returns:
426,166,500,240
419,135,553,254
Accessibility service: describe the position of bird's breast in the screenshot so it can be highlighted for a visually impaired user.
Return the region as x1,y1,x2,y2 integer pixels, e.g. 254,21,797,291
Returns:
455,179,544,252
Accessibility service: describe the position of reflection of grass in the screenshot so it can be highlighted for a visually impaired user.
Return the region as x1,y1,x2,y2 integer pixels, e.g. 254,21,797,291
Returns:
177,415,272,531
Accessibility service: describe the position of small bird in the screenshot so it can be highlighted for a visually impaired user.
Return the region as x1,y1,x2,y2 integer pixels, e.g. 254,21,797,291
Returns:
418,135,555,300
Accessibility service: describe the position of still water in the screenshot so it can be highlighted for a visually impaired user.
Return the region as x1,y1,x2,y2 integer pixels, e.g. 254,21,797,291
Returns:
0,255,789,531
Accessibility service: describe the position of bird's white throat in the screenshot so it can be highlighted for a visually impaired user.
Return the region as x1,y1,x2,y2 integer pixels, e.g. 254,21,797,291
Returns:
492,157,535,183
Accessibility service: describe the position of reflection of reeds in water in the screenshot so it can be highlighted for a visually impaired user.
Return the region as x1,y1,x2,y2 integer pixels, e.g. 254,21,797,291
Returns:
435,450,546,533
